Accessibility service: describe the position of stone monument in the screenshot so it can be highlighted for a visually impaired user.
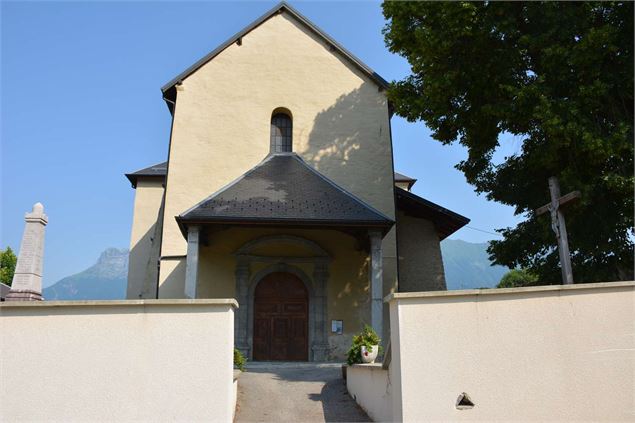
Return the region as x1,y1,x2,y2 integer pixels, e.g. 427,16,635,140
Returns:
6,203,48,301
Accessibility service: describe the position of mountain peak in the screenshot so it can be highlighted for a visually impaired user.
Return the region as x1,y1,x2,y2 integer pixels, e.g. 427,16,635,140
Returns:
97,248,129,264
94,248,128,278
43,248,129,300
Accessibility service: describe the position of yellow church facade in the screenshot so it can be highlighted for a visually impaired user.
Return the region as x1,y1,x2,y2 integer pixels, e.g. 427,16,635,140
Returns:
125,2,468,361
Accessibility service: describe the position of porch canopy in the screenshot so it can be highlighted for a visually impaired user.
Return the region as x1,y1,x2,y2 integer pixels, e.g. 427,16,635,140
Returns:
175,153,394,239
175,153,393,338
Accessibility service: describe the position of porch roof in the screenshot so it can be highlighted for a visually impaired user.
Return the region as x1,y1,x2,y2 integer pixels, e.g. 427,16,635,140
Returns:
395,186,470,240
125,161,167,188
176,153,394,235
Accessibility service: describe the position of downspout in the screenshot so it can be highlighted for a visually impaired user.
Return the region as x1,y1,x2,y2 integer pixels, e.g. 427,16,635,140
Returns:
387,100,402,292
155,259,160,299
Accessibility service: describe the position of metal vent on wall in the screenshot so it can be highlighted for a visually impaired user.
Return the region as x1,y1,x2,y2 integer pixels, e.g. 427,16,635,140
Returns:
456,392,475,410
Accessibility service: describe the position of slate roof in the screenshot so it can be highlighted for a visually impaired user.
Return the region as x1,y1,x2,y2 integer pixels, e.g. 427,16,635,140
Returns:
125,162,167,188
160,2,389,114
395,186,469,240
176,153,394,233
124,160,469,239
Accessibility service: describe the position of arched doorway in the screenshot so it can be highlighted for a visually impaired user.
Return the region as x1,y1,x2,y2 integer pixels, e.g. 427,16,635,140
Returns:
253,272,308,361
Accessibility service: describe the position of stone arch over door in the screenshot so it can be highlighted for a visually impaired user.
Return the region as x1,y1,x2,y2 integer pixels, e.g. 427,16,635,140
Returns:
233,235,330,361
235,234,330,257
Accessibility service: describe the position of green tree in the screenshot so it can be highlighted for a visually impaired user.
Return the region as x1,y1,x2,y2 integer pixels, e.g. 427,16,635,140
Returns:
0,247,17,286
383,2,633,283
497,269,539,288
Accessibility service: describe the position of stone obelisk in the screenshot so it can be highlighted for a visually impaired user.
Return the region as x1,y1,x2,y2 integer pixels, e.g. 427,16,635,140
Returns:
6,203,48,301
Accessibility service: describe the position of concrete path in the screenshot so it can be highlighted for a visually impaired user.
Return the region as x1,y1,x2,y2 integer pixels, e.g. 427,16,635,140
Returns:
234,362,370,423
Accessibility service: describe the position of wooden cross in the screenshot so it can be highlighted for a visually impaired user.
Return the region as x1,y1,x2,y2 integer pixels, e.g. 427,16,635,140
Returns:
535,177,580,285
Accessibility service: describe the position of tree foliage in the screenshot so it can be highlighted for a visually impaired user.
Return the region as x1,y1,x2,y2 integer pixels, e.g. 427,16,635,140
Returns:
497,269,539,288
383,2,634,283
0,247,17,286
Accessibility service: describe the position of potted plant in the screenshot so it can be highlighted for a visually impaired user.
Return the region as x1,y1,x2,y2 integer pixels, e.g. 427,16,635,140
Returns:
346,325,382,365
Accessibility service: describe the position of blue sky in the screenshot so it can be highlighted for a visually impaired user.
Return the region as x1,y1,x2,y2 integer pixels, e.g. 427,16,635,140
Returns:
1,1,522,287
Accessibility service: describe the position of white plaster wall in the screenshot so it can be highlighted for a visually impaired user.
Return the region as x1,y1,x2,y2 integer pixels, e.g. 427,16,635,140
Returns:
232,371,240,420
387,282,635,422
0,300,237,422
346,364,393,422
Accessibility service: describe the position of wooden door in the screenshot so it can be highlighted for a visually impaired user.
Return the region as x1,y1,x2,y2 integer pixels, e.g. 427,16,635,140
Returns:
253,272,308,361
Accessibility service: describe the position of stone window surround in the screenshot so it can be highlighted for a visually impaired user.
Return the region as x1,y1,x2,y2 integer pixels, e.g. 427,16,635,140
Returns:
233,235,331,362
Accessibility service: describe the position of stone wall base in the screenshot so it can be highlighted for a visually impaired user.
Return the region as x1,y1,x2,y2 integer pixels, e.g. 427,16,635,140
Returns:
5,289,43,301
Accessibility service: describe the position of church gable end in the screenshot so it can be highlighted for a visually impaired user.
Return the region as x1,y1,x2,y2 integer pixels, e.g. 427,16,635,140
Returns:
161,2,388,111
160,2,396,260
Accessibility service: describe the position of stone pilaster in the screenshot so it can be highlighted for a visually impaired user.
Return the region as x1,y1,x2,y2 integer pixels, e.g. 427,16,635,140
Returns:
234,257,250,357
6,203,48,301
184,226,200,299
311,259,330,361
369,230,383,337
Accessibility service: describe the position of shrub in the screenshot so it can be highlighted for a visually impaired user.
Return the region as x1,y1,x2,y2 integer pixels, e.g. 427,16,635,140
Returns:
0,247,17,287
497,268,539,288
234,348,246,371
346,325,382,365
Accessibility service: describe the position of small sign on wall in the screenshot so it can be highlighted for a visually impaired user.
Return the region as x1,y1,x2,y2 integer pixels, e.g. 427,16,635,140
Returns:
331,320,343,334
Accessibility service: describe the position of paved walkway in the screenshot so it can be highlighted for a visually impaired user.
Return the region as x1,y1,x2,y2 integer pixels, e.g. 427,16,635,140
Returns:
234,362,371,423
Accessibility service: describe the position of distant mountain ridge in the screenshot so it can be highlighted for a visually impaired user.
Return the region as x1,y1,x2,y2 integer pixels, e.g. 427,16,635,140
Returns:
42,240,506,300
441,239,509,289
43,248,128,300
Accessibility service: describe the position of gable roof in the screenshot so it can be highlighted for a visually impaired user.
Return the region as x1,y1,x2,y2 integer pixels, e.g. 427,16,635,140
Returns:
395,186,470,240
124,160,469,238
161,2,389,113
176,153,394,235
125,161,167,188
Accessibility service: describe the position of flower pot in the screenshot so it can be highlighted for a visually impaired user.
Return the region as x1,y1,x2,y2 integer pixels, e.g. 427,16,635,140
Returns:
360,345,379,363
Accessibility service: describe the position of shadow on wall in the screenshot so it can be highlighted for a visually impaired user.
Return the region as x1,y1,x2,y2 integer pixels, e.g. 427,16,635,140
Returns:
127,225,155,299
301,82,390,331
302,82,390,199
128,193,165,300
330,257,370,327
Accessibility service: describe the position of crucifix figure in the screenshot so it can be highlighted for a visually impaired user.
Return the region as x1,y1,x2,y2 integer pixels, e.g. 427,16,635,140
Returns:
535,177,580,285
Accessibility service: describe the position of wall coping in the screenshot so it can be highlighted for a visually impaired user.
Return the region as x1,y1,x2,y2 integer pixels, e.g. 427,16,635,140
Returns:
350,363,384,369
384,281,634,303
0,298,239,309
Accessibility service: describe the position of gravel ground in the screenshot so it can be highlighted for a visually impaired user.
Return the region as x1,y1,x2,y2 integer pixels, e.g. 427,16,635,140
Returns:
234,362,371,423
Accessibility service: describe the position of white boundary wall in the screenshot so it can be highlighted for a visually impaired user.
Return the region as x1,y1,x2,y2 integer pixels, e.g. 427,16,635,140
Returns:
387,282,635,422
1,299,237,422
346,363,393,422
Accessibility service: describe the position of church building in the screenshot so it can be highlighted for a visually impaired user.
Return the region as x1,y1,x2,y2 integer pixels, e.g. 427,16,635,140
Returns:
125,2,468,361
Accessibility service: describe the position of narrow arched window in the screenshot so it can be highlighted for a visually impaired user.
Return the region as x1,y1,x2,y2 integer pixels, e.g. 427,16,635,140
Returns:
270,112,292,153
